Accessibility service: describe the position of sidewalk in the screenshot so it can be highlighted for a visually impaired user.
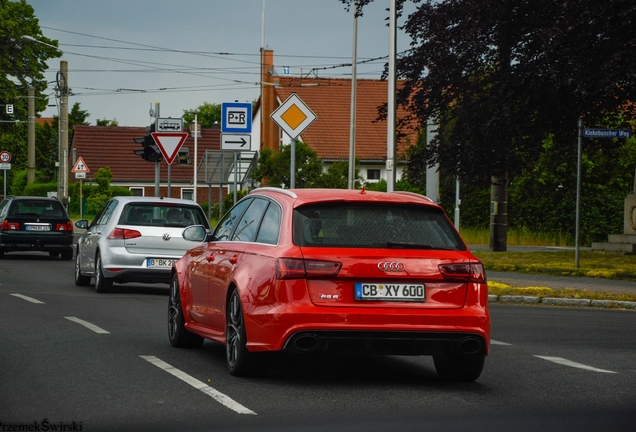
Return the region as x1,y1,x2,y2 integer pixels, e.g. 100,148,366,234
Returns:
468,245,636,309
487,271,636,295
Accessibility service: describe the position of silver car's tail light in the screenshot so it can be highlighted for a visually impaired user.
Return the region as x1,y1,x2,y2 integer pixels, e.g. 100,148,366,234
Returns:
438,262,486,283
107,228,142,240
276,258,342,280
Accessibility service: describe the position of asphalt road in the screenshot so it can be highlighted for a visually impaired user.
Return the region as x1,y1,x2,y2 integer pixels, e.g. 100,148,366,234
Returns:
1,252,635,432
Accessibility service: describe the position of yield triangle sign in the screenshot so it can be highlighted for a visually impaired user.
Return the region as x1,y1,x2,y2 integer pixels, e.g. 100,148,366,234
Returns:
151,132,188,165
71,156,90,173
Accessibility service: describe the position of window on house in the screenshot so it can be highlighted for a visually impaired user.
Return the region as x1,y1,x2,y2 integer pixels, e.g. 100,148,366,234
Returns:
367,169,381,180
129,187,144,196
181,188,194,201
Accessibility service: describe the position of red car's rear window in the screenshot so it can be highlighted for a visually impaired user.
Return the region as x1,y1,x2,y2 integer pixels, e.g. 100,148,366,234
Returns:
293,203,465,250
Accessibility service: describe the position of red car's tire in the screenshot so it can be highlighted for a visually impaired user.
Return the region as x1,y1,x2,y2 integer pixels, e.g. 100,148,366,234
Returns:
433,353,485,382
168,274,204,349
226,288,270,377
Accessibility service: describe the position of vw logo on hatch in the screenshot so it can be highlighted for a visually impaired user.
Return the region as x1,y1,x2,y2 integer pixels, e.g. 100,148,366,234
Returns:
162,233,171,242
378,262,406,272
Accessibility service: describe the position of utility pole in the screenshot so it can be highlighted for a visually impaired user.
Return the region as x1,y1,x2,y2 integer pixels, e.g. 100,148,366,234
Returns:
155,102,160,197
60,61,69,206
27,87,35,184
348,1,358,190
386,0,397,192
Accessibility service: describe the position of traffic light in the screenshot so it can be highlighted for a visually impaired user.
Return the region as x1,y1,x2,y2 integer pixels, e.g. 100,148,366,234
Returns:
133,135,163,162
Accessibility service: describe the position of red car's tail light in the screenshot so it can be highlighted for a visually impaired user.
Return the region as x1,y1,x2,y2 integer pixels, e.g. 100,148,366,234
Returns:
276,258,342,280
439,262,486,283
55,221,73,231
1,220,19,230
107,228,142,239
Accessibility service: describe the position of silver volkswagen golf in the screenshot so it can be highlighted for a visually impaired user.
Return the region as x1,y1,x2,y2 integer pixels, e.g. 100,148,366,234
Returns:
74,196,210,293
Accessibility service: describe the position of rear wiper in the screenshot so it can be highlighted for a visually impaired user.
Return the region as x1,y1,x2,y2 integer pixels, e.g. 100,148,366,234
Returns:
385,241,433,249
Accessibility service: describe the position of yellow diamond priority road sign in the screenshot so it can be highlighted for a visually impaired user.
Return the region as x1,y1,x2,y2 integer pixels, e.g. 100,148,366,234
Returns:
270,93,316,140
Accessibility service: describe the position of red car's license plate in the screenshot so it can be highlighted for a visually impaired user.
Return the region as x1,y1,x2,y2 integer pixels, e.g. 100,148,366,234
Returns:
355,282,425,302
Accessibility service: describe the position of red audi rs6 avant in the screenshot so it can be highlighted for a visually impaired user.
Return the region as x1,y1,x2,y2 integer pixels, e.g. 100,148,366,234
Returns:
169,188,490,381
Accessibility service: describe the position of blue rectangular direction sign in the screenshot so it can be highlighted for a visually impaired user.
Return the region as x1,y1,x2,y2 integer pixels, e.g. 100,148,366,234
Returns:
583,128,631,139
222,102,252,133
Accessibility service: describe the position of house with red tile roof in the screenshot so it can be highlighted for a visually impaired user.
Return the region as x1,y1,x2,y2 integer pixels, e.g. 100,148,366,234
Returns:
253,73,422,183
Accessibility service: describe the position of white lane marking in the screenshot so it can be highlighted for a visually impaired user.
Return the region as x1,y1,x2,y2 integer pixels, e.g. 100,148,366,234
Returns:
64,316,110,334
140,355,257,415
534,356,617,374
11,293,45,304
490,340,511,346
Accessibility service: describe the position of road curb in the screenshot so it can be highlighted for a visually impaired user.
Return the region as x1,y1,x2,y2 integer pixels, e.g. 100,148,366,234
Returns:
489,294,636,309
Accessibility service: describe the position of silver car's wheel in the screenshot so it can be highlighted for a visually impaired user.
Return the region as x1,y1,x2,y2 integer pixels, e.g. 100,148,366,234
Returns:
168,274,204,348
75,251,91,286
94,252,113,293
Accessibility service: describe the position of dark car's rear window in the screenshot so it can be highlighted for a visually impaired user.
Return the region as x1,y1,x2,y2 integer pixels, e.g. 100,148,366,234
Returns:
119,204,209,228
10,200,66,218
293,203,465,250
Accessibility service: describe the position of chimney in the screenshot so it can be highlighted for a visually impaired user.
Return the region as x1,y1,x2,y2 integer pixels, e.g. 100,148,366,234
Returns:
261,48,279,151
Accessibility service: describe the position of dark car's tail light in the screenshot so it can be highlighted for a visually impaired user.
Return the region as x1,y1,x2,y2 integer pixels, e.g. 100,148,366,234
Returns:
439,262,486,283
55,221,73,231
276,258,342,280
1,220,19,231
107,228,142,239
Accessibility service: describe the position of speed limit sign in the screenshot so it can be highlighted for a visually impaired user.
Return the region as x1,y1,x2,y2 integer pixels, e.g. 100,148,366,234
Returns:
0,151,11,163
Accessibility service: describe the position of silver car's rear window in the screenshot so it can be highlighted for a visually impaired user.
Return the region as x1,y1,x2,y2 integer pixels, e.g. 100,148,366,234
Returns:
119,204,208,228
293,203,465,250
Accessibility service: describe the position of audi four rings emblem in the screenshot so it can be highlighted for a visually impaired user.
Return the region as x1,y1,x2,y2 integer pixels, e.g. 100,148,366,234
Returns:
378,262,406,272
162,233,171,241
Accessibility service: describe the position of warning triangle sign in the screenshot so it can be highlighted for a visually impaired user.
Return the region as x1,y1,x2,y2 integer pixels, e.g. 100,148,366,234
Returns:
71,156,90,173
151,132,188,165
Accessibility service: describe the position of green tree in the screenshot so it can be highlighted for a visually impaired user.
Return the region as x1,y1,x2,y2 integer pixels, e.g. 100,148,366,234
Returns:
96,118,119,126
86,167,113,213
252,141,323,188
182,102,222,128
317,160,363,189
344,0,636,250
1,0,60,192
0,0,61,120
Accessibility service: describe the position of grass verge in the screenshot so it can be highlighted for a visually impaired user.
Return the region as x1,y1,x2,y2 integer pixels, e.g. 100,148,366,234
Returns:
488,281,636,303
474,250,636,281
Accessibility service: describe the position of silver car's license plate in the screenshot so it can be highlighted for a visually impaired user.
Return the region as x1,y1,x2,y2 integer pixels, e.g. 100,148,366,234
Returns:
146,258,176,268
354,282,425,302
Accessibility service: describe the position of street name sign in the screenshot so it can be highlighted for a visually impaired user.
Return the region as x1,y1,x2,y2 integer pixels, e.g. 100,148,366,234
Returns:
71,156,90,173
221,134,251,151
156,117,183,132
75,172,86,179
151,132,188,165
222,102,252,133
583,128,631,139
271,93,316,140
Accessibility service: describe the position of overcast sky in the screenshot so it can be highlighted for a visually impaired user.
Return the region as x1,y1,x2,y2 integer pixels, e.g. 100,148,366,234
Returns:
27,0,415,126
